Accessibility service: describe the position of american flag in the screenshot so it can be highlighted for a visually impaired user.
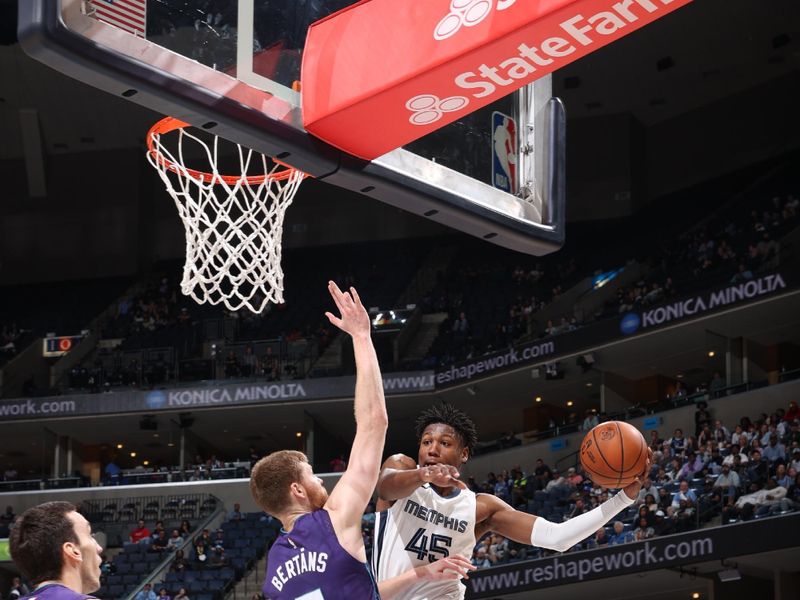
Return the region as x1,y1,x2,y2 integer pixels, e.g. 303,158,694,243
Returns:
88,0,147,38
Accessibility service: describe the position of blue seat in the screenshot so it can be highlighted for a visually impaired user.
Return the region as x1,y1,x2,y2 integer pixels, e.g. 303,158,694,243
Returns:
207,580,225,593
189,580,205,593
166,572,183,584
108,584,125,597
123,574,140,585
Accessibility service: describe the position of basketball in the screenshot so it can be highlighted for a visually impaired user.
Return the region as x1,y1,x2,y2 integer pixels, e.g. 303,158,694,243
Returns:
579,421,647,488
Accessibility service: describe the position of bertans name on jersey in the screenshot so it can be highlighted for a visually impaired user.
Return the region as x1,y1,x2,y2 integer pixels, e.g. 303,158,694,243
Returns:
403,498,469,533
271,549,328,591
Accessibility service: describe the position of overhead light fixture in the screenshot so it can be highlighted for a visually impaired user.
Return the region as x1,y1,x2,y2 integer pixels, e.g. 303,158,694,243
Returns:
535,396,542,403
116,443,123,449
718,568,741,582
691,593,700,600
143,460,149,466
296,432,302,438
708,351,716,357
566,400,574,407
130,452,137,458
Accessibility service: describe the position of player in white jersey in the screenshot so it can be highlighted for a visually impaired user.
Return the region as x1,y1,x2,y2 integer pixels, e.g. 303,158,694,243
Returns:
373,404,650,600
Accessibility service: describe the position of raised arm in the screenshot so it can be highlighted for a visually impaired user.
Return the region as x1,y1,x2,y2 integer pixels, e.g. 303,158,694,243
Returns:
376,454,465,508
322,283,389,555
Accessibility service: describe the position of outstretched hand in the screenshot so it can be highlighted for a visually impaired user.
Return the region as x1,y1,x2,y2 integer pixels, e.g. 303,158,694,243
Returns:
414,555,476,582
420,464,467,490
325,281,370,339
622,447,653,500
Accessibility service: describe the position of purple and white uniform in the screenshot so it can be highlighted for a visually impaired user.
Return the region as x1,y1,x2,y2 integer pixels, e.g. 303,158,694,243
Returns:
20,584,97,600
263,509,379,600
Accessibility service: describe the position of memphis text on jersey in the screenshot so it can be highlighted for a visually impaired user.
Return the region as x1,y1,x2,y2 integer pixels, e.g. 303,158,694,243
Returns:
271,549,328,591
403,498,469,533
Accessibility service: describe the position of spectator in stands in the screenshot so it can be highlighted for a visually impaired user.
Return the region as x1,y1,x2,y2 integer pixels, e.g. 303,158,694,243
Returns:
581,410,599,432
174,588,189,600
130,519,151,544
593,527,609,547
471,547,491,569
179,520,192,537
151,520,166,540
329,455,347,472
668,429,686,456
652,510,673,536
567,499,586,519
633,517,655,541
714,463,741,502
678,451,704,480
746,450,769,486
709,372,726,398
636,477,659,504
694,402,711,438
790,449,800,473
193,538,208,566
607,521,630,545
534,458,552,485
712,419,731,443
227,503,243,521
545,469,568,492
158,587,171,600
488,534,509,565
170,549,189,573
565,467,583,487
241,345,259,377
8,577,29,600
197,528,212,547
150,530,169,553
671,480,697,531
1,506,15,522
649,430,663,451
104,458,122,484
775,465,794,489
167,529,183,550
732,478,788,519
784,401,799,423
762,434,787,463
134,583,157,600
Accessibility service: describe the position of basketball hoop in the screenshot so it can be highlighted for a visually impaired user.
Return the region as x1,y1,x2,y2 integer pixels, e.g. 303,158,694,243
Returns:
146,117,308,313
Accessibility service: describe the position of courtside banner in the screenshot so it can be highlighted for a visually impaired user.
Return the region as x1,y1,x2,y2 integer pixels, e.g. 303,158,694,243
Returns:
302,0,692,159
466,513,800,597
0,371,434,422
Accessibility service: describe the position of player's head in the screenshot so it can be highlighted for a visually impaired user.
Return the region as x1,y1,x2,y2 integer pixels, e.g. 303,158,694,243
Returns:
10,501,102,593
250,450,328,518
415,403,478,468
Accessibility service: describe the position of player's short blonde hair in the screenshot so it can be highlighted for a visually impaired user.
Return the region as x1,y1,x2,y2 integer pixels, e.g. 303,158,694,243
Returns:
250,450,307,515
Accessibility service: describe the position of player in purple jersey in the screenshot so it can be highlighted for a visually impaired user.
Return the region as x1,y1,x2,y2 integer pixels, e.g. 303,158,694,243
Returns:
10,501,102,600
251,282,473,600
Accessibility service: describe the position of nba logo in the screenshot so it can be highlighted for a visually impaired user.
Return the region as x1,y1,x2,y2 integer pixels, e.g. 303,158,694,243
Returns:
492,111,517,193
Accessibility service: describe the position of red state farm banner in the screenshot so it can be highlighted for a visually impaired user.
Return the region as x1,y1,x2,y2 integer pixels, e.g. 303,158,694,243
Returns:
301,0,692,160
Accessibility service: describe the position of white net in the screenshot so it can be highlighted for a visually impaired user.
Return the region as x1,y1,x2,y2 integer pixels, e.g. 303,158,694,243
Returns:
146,119,305,313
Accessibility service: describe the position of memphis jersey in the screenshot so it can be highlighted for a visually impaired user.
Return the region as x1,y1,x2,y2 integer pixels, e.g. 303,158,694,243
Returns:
20,584,97,600
263,509,379,600
372,484,476,600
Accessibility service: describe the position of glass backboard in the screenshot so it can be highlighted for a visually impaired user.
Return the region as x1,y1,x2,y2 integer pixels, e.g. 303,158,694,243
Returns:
18,0,565,255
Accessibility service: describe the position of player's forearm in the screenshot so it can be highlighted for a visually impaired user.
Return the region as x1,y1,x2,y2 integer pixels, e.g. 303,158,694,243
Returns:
377,467,425,501
531,492,635,552
352,333,388,432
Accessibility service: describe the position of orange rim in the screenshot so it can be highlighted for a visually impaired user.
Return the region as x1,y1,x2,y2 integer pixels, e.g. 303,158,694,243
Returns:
146,117,308,185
